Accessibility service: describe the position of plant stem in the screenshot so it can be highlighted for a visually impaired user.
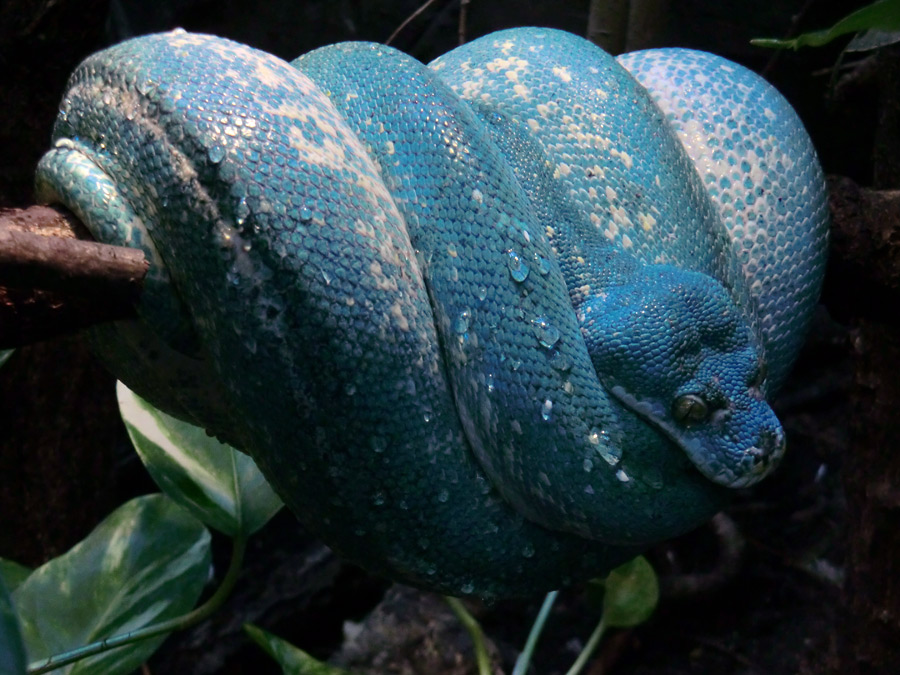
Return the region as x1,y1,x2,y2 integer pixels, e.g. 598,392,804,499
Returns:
512,590,558,675
28,535,247,674
445,596,492,675
563,615,607,675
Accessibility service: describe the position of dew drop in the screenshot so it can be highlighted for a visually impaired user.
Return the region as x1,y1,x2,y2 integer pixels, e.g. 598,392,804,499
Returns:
137,78,156,96
541,399,553,421
208,145,226,163
460,581,475,594
478,286,488,301
486,373,495,393
616,468,630,482
235,197,250,224
536,254,552,275
507,250,529,282
522,544,535,559
372,491,385,506
532,316,561,348
322,269,332,285
601,445,623,466
345,383,356,396
510,359,522,371
454,309,471,335
437,489,449,503
549,351,572,371
423,409,432,423
371,436,387,454
583,458,593,472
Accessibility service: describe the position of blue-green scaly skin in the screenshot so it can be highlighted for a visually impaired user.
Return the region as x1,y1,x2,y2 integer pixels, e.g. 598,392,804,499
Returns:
34,28,828,598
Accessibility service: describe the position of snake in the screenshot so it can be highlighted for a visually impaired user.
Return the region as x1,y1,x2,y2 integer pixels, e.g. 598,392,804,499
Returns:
34,27,828,599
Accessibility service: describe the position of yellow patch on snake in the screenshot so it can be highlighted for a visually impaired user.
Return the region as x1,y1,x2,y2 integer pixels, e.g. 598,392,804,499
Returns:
638,212,657,231
390,301,410,331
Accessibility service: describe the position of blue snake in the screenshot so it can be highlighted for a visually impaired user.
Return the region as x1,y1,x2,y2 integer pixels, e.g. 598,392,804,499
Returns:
35,27,828,599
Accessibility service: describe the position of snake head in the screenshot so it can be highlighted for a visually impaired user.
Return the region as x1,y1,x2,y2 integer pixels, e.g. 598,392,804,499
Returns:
580,265,785,488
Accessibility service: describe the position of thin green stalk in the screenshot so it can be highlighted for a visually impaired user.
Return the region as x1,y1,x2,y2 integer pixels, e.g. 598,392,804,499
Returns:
445,596,492,675
563,615,607,675
28,535,247,674
512,590,558,675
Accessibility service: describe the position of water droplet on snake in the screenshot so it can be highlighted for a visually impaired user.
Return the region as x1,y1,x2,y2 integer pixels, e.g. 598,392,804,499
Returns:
549,351,572,371
208,145,226,163
507,250,529,282
532,316,561,348
454,309,471,335
541,399,553,421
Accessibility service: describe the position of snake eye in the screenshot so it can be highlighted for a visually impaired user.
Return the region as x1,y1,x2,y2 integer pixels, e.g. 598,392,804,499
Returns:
672,394,709,424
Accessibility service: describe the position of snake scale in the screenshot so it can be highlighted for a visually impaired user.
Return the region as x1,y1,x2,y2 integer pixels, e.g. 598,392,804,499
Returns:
35,27,828,599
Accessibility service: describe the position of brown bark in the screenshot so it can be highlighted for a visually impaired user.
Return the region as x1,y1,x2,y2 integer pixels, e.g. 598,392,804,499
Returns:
0,205,146,348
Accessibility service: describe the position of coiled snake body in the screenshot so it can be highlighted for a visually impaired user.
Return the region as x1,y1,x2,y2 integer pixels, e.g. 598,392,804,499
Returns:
36,27,828,598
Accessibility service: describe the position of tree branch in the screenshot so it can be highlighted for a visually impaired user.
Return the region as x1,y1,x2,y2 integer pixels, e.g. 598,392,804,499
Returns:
0,205,147,348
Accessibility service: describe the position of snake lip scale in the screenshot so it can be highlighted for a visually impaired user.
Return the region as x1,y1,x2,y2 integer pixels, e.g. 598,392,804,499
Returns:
35,27,828,598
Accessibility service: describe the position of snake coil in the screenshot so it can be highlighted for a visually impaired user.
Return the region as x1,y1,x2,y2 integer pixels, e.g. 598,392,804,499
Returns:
36,27,828,598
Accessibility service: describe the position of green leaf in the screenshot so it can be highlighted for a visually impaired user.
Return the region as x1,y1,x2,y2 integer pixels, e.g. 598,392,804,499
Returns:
118,382,283,537
13,494,211,675
0,560,32,593
751,0,900,49
846,28,900,51
600,556,659,628
0,350,13,370
244,624,352,675
0,575,27,675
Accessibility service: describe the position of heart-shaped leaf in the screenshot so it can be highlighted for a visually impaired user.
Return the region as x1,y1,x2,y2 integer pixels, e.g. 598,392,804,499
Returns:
118,382,283,537
0,560,31,594
601,556,659,628
13,494,211,675
0,576,27,675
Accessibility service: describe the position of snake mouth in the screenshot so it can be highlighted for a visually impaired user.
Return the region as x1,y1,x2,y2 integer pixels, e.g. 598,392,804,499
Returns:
608,384,786,488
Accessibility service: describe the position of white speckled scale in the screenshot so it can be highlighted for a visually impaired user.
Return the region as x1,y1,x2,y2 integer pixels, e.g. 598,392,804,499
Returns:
34,26,828,598
616,48,829,391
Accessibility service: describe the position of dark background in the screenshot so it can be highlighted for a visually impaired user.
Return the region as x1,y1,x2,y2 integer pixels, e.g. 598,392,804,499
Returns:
0,1,889,673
